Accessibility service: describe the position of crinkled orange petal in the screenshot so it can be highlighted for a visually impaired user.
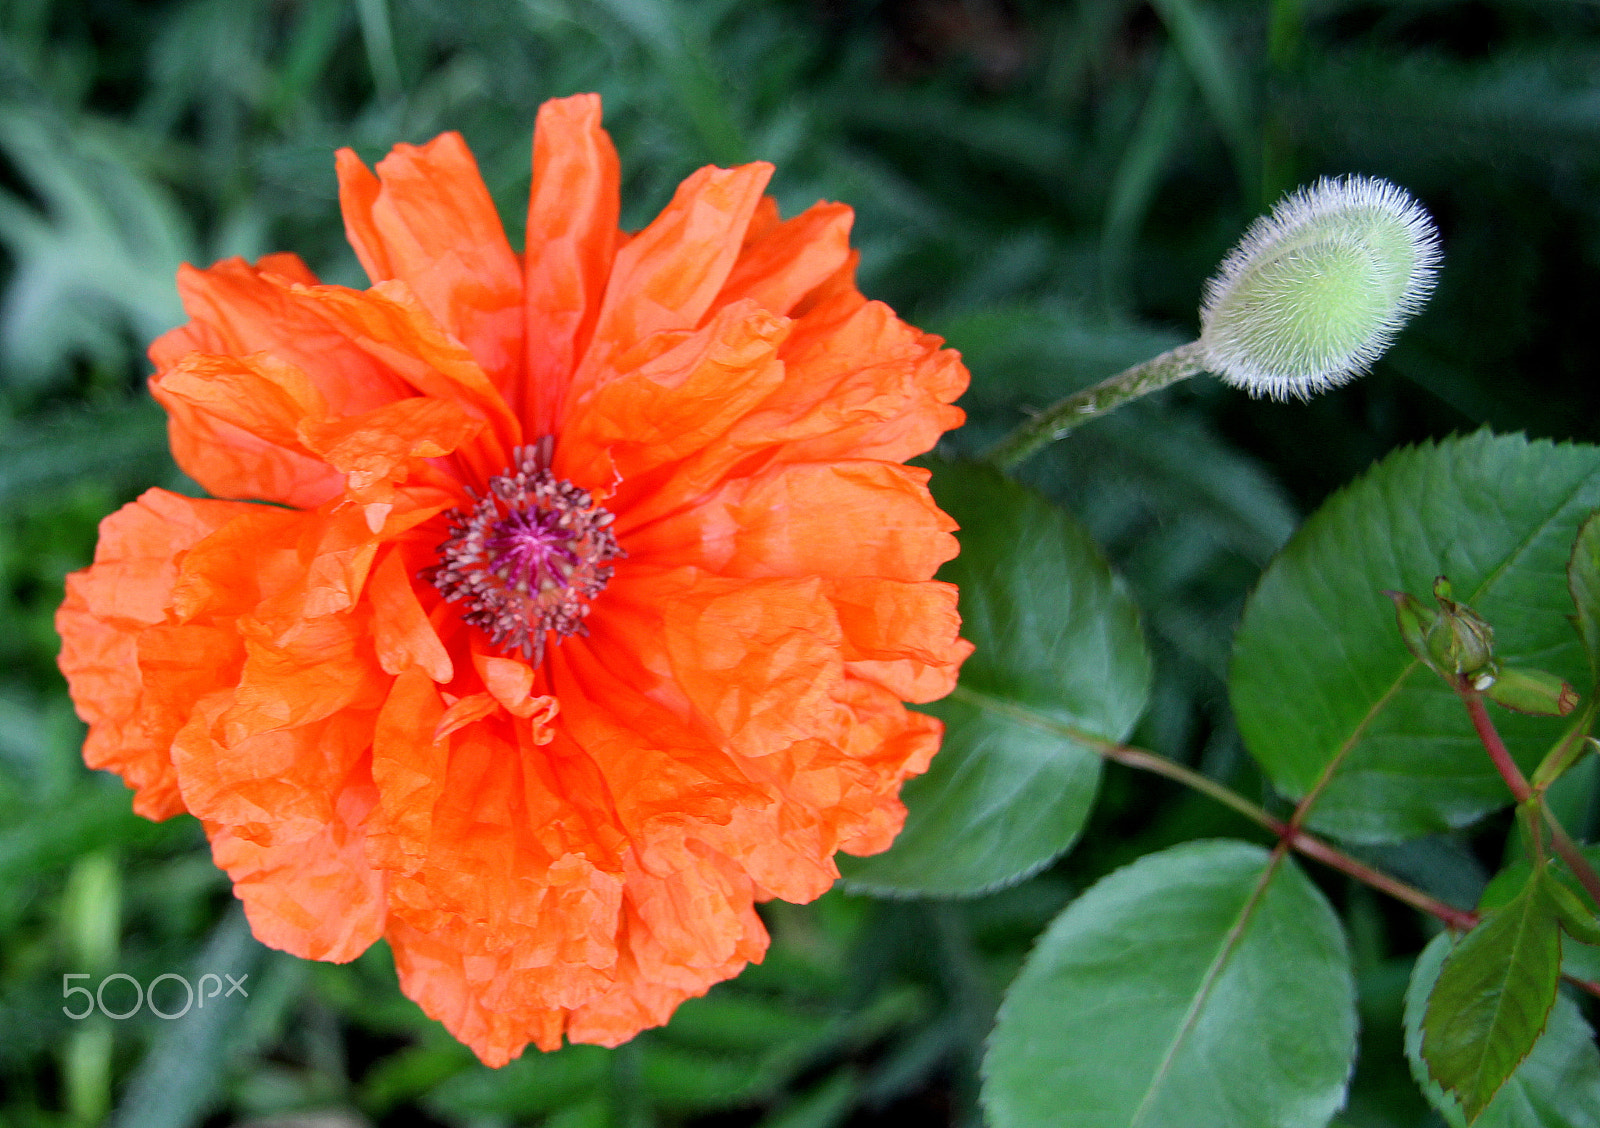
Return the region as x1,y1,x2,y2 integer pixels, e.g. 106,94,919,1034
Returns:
208,758,386,963
570,162,773,405
299,395,482,529
830,577,970,703
591,565,952,904
371,678,626,1029
548,603,768,834
749,290,968,466
577,300,790,464
368,667,450,874
151,257,410,417
470,648,558,724
564,848,767,1047
642,569,846,760
172,676,381,844
386,850,624,1017
387,915,566,1065
624,460,958,582
827,678,945,857
374,705,626,1030
56,490,255,818
713,201,853,317
290,281,520,472
252,251,320,286
243,506,389,626
699,675,944,883
164,505,306,623
373,686,585,926
559,301,790,522
151,270,519,506
523,93,622,436
151,352,344,508
337,134,524,388
368,550,453,682
158,351,328,451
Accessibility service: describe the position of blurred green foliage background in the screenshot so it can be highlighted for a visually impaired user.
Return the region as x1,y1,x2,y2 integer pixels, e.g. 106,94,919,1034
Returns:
3,0,1599,1125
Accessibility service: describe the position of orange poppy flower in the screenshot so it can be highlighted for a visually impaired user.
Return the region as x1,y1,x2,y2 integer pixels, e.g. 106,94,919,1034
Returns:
55,93,971,1065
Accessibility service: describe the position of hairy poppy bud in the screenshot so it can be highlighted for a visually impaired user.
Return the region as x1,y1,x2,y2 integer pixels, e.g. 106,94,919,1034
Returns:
1199,175,1441,400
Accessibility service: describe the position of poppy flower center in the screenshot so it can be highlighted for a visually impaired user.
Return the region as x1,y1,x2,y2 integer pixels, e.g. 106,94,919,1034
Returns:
429,442,622,665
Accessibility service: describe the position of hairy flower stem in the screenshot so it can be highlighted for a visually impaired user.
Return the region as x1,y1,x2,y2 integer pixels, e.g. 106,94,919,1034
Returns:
950,685,1478,931
983,342,1207,471
1463,691,1600,908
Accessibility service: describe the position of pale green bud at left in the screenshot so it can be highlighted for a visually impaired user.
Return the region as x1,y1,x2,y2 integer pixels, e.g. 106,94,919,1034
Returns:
1198,175,1441,401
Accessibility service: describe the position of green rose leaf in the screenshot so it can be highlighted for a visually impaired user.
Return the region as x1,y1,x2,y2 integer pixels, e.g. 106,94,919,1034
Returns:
982,840,1356,1128
1478,849,1600,979
1406,931,1600,1128
1567,508,1600,682
1421,866,1563,1120
1231,431,1600,842
841,461,1150,896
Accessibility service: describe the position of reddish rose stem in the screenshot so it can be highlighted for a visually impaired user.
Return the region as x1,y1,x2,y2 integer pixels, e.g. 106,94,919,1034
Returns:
1463,691,1600,909
1284,828,1479,932
1463,691,1536,803
1104,744,1479,929
1082,704,1600,996
1570,976,1600,1002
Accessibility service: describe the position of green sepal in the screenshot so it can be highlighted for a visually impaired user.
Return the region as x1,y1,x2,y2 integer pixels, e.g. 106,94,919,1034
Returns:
1485,666,1580,717
1543,867,1600,946
1532,702,1598,789
1388,589,1441,672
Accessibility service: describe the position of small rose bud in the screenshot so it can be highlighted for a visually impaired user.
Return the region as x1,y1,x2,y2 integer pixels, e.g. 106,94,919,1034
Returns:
1416,576,1495,678
1199,176,1441,400
1425,601,1495,678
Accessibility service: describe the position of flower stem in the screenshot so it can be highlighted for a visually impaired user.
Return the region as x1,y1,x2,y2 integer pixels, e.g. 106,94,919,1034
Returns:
1463,692,1535,803
983,341,1208,470
1569,976,1600,1002
1463,691,1600,908
1107,732,1477,929
1288,831,1479,932
950,685,1478,932
1543,805,1600,908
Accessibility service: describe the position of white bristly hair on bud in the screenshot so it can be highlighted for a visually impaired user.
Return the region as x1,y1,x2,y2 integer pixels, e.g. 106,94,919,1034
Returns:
1198,175,1442,401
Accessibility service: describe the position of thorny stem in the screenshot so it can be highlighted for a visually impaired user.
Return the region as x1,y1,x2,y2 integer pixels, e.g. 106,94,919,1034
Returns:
982,342,1208,470
1462,691,1600,909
